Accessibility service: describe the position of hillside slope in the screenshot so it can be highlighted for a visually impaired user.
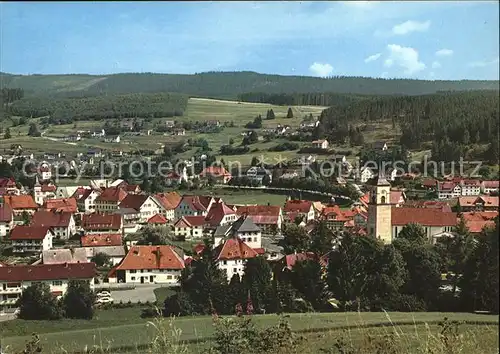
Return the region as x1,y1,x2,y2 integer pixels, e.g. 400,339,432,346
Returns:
1,71,498,99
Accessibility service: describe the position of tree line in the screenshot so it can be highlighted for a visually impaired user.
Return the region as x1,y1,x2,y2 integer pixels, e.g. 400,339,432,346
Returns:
6,92,189,121
2,71,498,99
237,92,370,106
164,218,498,317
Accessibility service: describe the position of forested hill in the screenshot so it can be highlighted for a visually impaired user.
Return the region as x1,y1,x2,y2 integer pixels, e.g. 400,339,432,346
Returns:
1,71,498,99
318,90,499,154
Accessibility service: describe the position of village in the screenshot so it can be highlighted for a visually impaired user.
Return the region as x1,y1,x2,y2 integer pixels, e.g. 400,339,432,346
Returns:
0,154,498,315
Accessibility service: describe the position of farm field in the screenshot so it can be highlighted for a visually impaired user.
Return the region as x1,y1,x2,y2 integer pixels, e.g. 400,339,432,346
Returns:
0,310,497,353
185,188,288,206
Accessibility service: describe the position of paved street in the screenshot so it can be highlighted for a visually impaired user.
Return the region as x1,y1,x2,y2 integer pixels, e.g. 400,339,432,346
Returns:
99,284,159,303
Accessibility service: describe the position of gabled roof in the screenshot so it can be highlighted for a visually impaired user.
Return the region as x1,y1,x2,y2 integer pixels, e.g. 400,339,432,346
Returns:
236,205,281,217
41,184,57,193
0,204,13,223
116,245,185,270
205,202,235,227
95,187,128,203
283,252,316,270
391,208,457,227
81,233,123,247
482,180,500,189
154,192,181,210
85,246,126,258
82,213,122,230
403,200,452,212
214,237,259,261
10,225,52,240
390,190,405,205
178,195,208,212
31,210,73,228
147,214,168,224
461,211,498,234
459,196,499,208
284,200,313,214
43,198,78,213
4,195,38,210
0,177,17,188
118,194,149,211
72,187,96,202
231,214,261,233
174,215,206,228
200,166,232,177
0,263,97,282
42,248,88,264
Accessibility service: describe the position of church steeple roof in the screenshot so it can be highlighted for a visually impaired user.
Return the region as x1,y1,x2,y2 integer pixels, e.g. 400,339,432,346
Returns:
375,171,390,186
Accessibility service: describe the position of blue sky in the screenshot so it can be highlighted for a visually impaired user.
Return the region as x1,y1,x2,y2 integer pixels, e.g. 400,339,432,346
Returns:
1,1,499,80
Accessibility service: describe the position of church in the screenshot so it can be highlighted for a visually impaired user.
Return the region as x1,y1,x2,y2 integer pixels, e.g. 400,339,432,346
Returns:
367,174,457,244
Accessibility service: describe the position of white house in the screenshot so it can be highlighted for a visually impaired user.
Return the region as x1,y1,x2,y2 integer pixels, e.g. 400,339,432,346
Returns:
235,205,283,234
311,139,329,150
214,237,260,281
74,188,101,213
482,180,500,194
246,166,272,185
10,226,54,255
118,194,163,222
94,187,128,213
113,245,185,284
31,210,76,240
213,215,262,249
0,263,96,314
174,195,212,219
172,216,206,240
153,192,181,222
283,200,315,222
359,167,376,183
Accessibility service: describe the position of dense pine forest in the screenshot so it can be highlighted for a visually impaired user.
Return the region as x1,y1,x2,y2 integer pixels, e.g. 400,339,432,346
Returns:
3,92,188,121
318,90,499,162
237,92,373,106
1,71,498,99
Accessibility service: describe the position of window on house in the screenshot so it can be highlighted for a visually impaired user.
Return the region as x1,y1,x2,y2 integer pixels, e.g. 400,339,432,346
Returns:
131,277,136,281
52,281,63,286
129,270,136,273
233,268,237,273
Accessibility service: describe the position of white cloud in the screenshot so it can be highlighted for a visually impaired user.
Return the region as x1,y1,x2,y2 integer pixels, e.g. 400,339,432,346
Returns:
341,1,380,9
309,62,334,77
468,57,500,68
364,53,382,63
435,48,453,57
384,44,426,75
431,61,441,69
392,20,430,35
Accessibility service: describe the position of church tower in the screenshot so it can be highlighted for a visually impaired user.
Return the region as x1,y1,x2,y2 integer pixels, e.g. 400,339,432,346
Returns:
367,173,393,244
33,175,43,206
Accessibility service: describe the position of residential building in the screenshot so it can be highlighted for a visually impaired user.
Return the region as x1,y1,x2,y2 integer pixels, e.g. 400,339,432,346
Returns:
43,198,78,213
172,216,206,240
95,187,128,213
0,263,96,314
10,225,53,255
82,213,123,234
81,233,123,247
114,208,141,234
481,180,500,194
461,211,498,235
214,215,262,249
205,202,238,228
33,179,57,205
42,248,88,264
235,205,283,234
172,128,186,136
311,139,329,149
3,195,38,215
199,166,232,184
114,245,185,284
245,166,272,185
458,196,499,212
84,246,126,265
55,186,81,199
174,195,212,218
0,178,19,195
283,200,315,222
0,204,14,238
321,205,350,231
31,210,76,239
390,190,406,207
147,214,169,226
213,237,259,281
359,167,376,183
118,194,163,222
437,179,482,199
402,200,452,213
74,188,100,213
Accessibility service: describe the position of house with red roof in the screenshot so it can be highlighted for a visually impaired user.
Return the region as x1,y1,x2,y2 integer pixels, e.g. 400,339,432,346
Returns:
153,192,181,221
0,178,19,196
174,195,213,219
205,202,237,228
81,233,123,247
0,263,96,314
461,211,498,234
31,210,76,239
118,194,163,222
114,245,185,284
458,196,499,212
321,205,349,230
147,214,168,225
481,180,500,194
213,236,260,281
82,213,123,234
0,203,14,238
283,199,315,222
10,225,53,255
437,179,482,199
95,187,128,213
3,195,38,215
43,198,78,213
173,215,206,240
73,187,101,213
214,214,262,249
402,200,452,213
235,205,283,234
199,166,232,184
391,208,457,243
280,252,317,271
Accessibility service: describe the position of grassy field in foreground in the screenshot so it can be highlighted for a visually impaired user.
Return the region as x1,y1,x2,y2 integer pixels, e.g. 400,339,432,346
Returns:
0,310,497,353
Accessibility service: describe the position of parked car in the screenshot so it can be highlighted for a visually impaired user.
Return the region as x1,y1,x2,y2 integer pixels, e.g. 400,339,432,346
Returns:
96,291,111,298
95,297,114,304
